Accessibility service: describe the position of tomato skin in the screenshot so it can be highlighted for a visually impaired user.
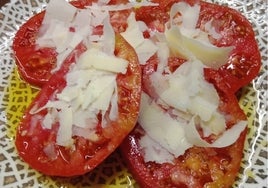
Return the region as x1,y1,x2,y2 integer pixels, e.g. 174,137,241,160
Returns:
15,34,141,177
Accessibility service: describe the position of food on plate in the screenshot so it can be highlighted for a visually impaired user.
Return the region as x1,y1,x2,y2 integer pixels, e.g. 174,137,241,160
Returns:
15,0,141,176
120,0,261,187
13,0,261,186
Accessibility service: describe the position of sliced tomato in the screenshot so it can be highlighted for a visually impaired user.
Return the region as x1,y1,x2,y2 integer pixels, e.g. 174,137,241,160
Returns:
12,0,131,87
121,58,248,187
120,0,259,187
15,34,141,177
121,56,247,187
136,0,261,92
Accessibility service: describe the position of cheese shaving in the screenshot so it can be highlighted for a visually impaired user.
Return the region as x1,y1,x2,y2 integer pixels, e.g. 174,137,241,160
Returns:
121,12,158,64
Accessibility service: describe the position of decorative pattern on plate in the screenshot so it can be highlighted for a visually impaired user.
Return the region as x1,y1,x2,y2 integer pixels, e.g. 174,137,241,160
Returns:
0,0,267,187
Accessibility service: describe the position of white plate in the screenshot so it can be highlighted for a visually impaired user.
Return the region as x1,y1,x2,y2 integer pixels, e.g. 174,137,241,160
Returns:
0,0,267,187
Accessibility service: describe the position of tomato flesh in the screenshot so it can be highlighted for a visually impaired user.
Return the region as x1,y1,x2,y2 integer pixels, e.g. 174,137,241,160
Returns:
15,34,141,176
12,12,56,87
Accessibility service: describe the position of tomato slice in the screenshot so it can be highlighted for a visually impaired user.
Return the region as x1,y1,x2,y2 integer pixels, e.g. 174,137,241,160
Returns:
15,34,141,177
121,56,248,188
135,0,261,92
12,0,132,87
120,0,259,187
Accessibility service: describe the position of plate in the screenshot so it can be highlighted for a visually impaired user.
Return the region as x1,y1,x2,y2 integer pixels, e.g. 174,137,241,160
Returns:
0,0,267,187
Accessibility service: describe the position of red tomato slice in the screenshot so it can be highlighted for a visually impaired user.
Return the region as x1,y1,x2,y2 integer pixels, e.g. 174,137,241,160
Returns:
120,0,259,187
136,0,261,92
15,34,141,177
121,57,248,187
12,0,131,87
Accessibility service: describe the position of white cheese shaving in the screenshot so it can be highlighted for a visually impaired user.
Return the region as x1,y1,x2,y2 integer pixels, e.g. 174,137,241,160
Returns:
121,12,158,64
78,48,129,74
156,42,170,73
72,126,99,141
149,71,169,97
121,12,145,49
138,92,193,157
165,26,233,69
72,109,98,129
42,0,77,25
109,86,119,122
129,0,159,8
82,74,116,110
91,77,116,111
42,108,57,129
170,2,200,36
201,112,226,136
56,85,80,102
167,2,233,69
135,39,158,65
102,17,116,55
155,60,220,121
185,118,247,148
139,134,175,164
89,7,109,27
65,69,97,87
56,107,73,147
30,100,69,114
43,143,57,160
204,20,222,39
72,9,92,28
97,0,111,6
90,2,134,11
